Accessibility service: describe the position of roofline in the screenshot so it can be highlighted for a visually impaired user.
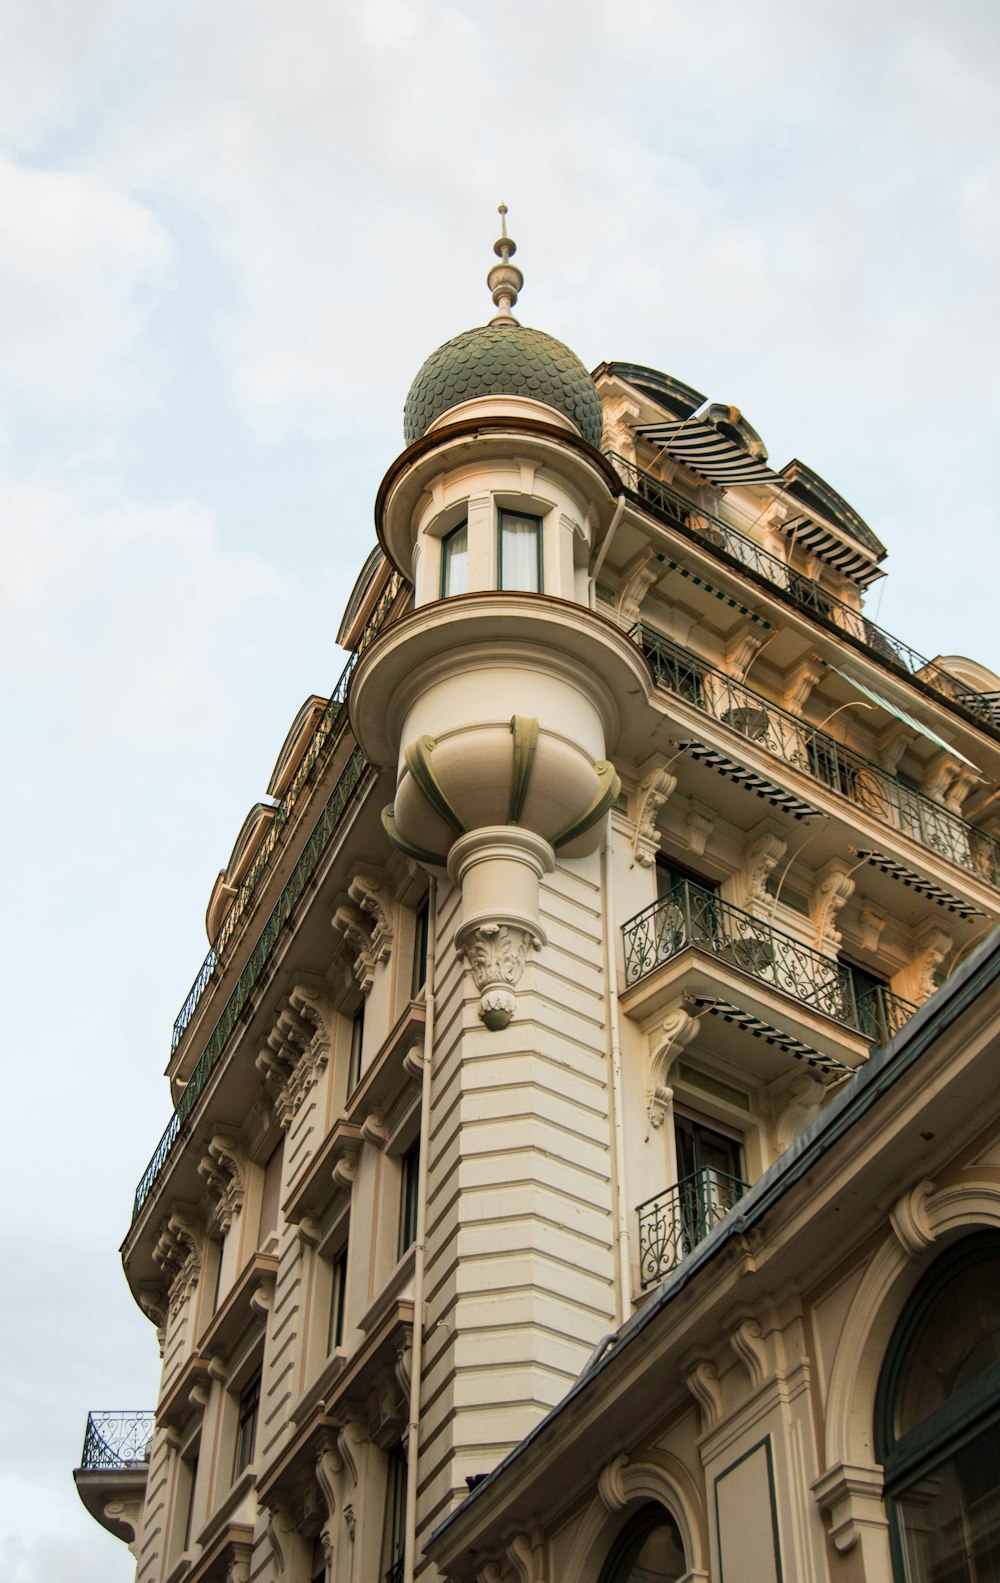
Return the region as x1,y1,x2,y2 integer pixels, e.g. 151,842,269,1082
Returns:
431,922,1000,1544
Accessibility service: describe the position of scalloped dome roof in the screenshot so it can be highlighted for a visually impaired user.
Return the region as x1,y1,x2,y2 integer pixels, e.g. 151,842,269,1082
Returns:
403,322,604,450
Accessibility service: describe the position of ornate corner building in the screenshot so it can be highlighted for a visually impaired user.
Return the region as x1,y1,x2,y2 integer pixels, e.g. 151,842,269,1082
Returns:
75,218,1000,1583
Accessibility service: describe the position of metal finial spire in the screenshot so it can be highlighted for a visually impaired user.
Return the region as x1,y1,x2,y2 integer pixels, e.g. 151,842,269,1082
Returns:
488,202,522,326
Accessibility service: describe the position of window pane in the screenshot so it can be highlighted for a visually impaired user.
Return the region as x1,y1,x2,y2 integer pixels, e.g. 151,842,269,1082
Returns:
606,1517,686,1583
500,512,540,592
328,1246,348,1354
349,1005,364,1092
895,1419,1000,1583
441,522,468,597
399,1142,420,1256
896,1258,1000,1438
411,896,429,998
234,1373,260,1478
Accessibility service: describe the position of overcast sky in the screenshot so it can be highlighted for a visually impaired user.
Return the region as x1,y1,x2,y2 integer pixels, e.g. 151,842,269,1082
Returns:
2,3,998,1578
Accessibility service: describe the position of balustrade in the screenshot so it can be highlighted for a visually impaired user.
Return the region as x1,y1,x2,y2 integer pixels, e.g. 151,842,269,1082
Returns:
79,1410,155,1471
637,1168,749,1288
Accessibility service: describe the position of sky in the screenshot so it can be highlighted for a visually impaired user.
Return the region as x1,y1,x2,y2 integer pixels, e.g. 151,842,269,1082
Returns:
1,2,998,1577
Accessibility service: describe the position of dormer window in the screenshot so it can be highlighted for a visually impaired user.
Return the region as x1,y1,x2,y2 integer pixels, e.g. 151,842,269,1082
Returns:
498,510,542,593
440,520,469,597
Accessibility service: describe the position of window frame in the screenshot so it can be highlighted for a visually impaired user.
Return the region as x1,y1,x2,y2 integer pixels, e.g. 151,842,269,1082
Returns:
411,894,429,999
595,1501,687,1583
327,1242,349,1356
233,1370,261,1481
398,1140,420,1258
440,518,469,599
497,509,543,594
348,1003,365,1093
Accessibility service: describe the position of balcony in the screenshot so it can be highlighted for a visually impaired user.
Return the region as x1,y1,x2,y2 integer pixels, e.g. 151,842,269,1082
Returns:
622,878,914,1043
74,1411,155,1546
638,1168,750,1288
79,1409,155,1469
171,570,405,1055
608,453,999,733
634,623,1000,892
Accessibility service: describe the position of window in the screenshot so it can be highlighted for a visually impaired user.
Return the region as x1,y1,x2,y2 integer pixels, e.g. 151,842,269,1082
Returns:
348,1004,364,1092
411,895,429,999
876,1234,1000,1582
258,1141,283,1248
655,857,719,958
440,520,468,598
498,510,542,593
841,958,890,1041
327,1244,348,1355
674,1114,746,1252
381,1445,408,1583
233,1372,261,1479
597,1502,687,1583
399,1141,420,1257
181,1452,199,1554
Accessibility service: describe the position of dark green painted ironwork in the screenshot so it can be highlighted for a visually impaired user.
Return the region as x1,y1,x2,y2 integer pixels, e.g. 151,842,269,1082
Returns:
637,1167,750,1288
79,1410,155,1470
622,876,915,1041
634,622,1000,891
608,452,1000,732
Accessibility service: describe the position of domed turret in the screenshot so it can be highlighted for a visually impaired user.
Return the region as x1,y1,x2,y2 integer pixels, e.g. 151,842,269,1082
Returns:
402,206,603,449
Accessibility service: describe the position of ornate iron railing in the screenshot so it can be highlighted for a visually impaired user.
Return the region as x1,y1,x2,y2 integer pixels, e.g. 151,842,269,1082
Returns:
79,1410,155,1470
622,877,915,1039
607,453,999,730
170,570,406,1052
638,1168,749,1288
634,624,1000,890
134,747,370,1220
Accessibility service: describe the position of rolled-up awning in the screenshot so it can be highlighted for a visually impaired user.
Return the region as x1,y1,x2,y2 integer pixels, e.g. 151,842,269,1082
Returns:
678,741,823,820
851,849,987,920
831,668,981,772
775,515,883,588
635,418,777,485
689,996,850,1074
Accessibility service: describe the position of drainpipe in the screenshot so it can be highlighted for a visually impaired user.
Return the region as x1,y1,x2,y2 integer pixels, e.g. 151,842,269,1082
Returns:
404,877,436,1583
601,815,631,1324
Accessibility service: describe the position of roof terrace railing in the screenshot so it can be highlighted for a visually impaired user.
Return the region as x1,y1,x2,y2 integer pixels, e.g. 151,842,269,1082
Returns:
622,876,915,1041
134,747,370,1222
79,1410,155,1471
607,452,998,731
170,570,406,1054
633,623,1000,891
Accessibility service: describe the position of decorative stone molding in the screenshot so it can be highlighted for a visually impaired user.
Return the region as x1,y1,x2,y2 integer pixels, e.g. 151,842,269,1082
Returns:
198,1134,245,1232
332,901,378,995
256,995,329,1127
615,547,660,630
477,1564,504,1583
739,828,786,913
859,902,887,953
343,1504,356,1540
507,1529,544,1583
897,924,954,1005
102,1497,145,1555
361,1111,390,1149
631,760,678,866
781,656,823,716
683,1358,723,1430
685,800,716,857
265,1500,298,1574
600,393,641,460
597,1453,629,1512
152,1208,202,1315
137,1285,167,1353
890,1178,939,1257
729,1316,767,1389
332,1147,361,1196
337,1418,366,1489
347,874,394,964
812,1461,888,1554
922,752,978,813
724,622,765,683
648,1004,701,1127
810,858,855,954
458,922,539,1032
770,1071,827,1155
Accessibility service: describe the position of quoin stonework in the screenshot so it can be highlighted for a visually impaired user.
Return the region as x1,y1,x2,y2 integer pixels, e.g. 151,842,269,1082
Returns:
76,212,1000,1583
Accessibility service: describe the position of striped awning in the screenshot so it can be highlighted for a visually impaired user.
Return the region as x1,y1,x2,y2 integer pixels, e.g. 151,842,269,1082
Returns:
690,996,850,1074
635,419,777,485
664,560,771,626
776,516,884,589
832,669,981,772
851,849,987,920
679,741,823,820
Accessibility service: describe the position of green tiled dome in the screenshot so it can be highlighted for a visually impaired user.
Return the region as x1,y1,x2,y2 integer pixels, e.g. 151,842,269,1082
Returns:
404,323,603,449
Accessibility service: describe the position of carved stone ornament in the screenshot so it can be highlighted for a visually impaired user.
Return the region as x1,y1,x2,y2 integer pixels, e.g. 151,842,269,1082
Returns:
198,1134,245,1232
631,763,678,867
332,901,378,996
597,1452,629,1513
890,1178,939,1258
256,995,326,1128
810,858,855,955
347,874,394,963
685,800,716,856
739,829,786,913
903,925,954,1005
684,1357,723,1430
343,1504,356,1540
782,656,823,716
647,1004,700,1127
859,903,886,953
152,1209,202,1316
458,922,538,1031
724,622,765,684
615,547,660,630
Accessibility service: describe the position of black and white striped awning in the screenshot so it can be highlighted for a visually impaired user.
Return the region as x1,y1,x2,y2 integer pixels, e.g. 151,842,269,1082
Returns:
775,516,884,589
851,850,987,920
635,419,777,485
679,742,823,821
690,996,851,1074
665,560,771,626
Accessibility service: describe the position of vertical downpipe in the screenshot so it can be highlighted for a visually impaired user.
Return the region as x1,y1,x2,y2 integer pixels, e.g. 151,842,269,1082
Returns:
601,816,631,1325
404,877,436,1583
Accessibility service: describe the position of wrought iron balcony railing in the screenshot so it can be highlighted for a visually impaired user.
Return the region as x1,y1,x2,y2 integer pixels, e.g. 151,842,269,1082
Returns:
634,624,1000,891
638,1168,750,1288
134,747,370,1221
622,877,915,1040
170,570,405,1053
607,453,999,731
79,1410,155,1471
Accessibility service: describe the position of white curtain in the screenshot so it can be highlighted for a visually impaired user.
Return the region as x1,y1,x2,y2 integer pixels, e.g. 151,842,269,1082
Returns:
500,513,540,592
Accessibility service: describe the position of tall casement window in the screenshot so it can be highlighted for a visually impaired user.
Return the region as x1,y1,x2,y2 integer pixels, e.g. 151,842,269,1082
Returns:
327,1244,349,1355
440,520,468,597
655,855,719,958
233,1372,261,1479
398,1141,420,1257
498,510,542,593
597,1502,687,1583
381,1445,408,1583
876,1233,1000,1581
348,1003,365,1093
411,894,429,999
674,1113,746,1252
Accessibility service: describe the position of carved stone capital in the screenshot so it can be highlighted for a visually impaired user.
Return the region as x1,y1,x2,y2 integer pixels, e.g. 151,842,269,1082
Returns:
812,1461,888,1554
457,922,538,1032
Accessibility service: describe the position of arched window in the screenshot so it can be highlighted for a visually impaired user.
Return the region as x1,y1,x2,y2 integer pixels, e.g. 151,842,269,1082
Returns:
597,1503,687,1583
876,1233,1000,1581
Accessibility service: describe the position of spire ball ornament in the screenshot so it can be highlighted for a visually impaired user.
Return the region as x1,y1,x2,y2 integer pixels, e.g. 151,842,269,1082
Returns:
487,202,523,326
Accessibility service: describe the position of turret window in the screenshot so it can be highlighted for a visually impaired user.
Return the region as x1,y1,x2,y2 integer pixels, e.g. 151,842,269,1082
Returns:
498,510,542,593
440,520,468,597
